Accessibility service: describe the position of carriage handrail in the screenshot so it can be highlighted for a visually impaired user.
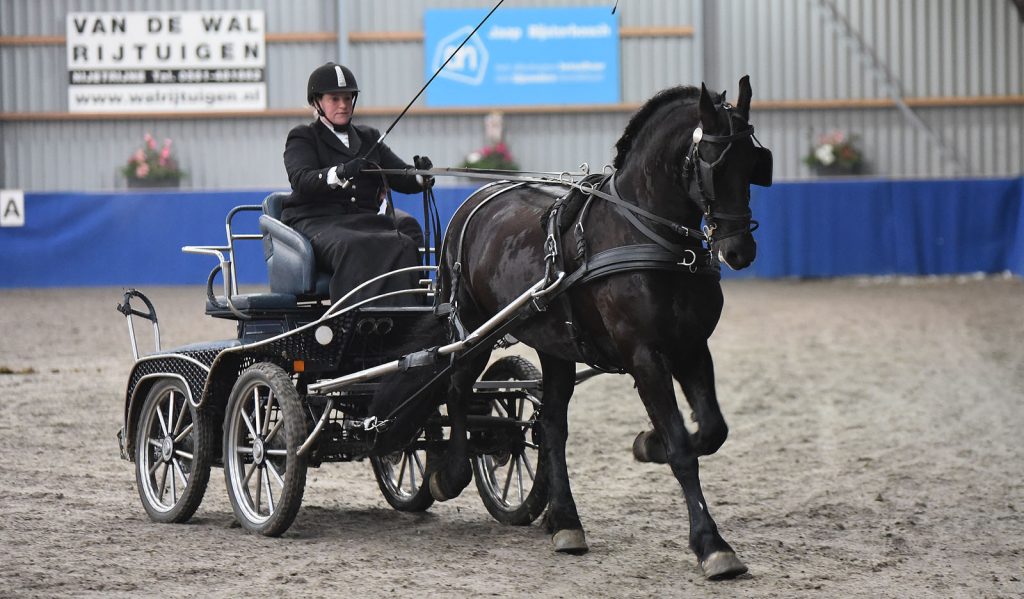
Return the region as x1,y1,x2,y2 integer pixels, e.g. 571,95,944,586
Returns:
223,205,264,296
116,289,161,360
323,265,438,318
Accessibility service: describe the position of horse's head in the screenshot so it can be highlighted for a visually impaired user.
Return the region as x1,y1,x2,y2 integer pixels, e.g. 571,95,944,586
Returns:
685,76,772,270
613,76,772,271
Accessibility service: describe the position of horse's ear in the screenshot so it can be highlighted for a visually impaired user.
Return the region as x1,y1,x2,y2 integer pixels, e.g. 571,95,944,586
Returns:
736,75,752,120
699,83,717,129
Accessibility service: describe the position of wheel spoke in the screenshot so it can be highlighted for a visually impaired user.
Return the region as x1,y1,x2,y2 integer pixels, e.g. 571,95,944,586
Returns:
501,457,515,503
264,417,284,445
265,448,287,456
174,422,194,444
393,452,405,491
157,463,168,499
251,387,262,437
148,458,162,477
520,451,537,480
169,459,178,504
262,389,274,436
266,460,286,488
243,462,257,485
412,451,426,481
263,467,275,514
148,438,162,449
236,446,254,455
166,393,175,438
172,458,188,488
156,404,169,437
172,391,188,436
515,457,525,505
174,449,194,460
241,408,258,441
253,467,263,514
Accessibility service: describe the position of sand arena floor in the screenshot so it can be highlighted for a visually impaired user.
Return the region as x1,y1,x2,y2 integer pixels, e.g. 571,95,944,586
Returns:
0,276,1021,598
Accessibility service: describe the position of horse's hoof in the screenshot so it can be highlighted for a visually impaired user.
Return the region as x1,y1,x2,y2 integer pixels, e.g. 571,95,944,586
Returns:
700,551,748,580
428,471,452,502
552,529,589,555
632,430,667,464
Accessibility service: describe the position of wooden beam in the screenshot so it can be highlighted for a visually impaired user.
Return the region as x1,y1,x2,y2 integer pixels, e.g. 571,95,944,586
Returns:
347,26,696,44
0,35,64,46
620,26,695,38
3,95,1022,122
0,32,336,46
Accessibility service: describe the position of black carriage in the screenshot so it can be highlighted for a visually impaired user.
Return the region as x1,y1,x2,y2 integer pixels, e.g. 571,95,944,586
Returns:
117,193,548,535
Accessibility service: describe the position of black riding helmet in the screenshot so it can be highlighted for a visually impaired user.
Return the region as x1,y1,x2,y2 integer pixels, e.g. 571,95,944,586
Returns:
307,62,359,110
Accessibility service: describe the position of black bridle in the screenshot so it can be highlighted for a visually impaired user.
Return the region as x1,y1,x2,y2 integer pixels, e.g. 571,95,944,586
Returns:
682,104,770,244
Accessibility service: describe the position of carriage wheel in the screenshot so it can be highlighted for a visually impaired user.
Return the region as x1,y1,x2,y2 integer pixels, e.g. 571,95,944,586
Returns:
472,356,549,525
134,378,213,523
370,419,441,512
223,363,307,536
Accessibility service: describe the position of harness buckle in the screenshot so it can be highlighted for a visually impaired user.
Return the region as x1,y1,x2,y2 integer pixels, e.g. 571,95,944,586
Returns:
544,233,559,261
679,249,697,267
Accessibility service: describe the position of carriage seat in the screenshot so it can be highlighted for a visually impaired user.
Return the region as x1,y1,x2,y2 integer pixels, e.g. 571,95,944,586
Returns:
259,192,331,300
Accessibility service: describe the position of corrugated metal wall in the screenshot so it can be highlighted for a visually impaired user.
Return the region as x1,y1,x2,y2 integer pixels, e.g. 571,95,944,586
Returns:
0,0,1021,191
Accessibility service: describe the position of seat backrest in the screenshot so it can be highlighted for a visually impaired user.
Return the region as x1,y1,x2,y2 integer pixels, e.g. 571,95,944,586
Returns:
259,192,328,298
263,191,288,220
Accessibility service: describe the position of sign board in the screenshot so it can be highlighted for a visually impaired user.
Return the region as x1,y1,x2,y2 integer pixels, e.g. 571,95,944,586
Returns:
425,7,619,107
66,11,266,112
1,190,25,227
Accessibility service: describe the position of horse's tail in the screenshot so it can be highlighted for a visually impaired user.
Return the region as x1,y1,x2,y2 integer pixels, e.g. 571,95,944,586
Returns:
367,313,451,455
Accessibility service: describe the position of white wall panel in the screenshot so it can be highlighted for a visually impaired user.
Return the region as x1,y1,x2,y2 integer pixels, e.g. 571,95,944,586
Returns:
1,0,1021,191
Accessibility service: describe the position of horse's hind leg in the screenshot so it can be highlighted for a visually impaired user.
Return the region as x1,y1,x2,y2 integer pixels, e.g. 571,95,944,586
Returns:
537,352,588,554
629,348,747,579
429,349,490,502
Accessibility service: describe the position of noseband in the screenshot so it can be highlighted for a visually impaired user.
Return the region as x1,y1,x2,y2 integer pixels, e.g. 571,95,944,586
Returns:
682,105,760,243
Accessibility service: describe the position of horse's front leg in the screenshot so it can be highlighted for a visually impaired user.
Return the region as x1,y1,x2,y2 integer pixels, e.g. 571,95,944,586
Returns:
537,352,589,554
429,351,490,502
629,347,747,580
634,344,729,461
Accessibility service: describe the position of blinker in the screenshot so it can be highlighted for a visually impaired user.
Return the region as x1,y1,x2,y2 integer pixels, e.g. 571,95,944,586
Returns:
750,147,773,187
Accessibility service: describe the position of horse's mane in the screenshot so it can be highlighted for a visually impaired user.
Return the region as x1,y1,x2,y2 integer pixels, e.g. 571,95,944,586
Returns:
613,85,721,169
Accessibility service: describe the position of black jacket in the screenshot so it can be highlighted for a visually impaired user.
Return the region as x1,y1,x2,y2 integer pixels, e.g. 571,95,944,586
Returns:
281,119,424,225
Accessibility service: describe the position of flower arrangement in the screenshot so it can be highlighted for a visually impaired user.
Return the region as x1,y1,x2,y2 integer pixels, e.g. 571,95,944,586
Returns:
122,133,185,184
459,141,520,171
804,130,864,174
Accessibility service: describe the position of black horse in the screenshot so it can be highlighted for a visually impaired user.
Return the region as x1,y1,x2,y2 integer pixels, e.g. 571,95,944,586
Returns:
372,76,770,580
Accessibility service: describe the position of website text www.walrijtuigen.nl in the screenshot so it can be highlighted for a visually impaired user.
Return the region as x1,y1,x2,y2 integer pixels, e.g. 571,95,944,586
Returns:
72,87,259,107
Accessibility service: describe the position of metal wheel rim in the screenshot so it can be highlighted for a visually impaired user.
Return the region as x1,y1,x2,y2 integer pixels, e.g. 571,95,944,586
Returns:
476,392,542,511
139,386,196,513
225,380,289,525
377,446,429,500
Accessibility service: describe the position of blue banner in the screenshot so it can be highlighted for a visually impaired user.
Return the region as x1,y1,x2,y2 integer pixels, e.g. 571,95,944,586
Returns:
1,179,1021,288
425,7,620,107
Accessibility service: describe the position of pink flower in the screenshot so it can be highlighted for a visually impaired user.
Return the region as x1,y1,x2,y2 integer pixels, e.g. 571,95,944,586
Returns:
135,163,150,178
145,133,157,150
132,149,146,163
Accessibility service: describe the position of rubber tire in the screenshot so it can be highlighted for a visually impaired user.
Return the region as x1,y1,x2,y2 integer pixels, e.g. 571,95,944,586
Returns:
134,378,213,524
223,363,307,537
472,356,549,525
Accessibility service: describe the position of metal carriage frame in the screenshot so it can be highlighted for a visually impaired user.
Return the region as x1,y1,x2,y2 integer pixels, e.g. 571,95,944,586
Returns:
117,193,555,535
